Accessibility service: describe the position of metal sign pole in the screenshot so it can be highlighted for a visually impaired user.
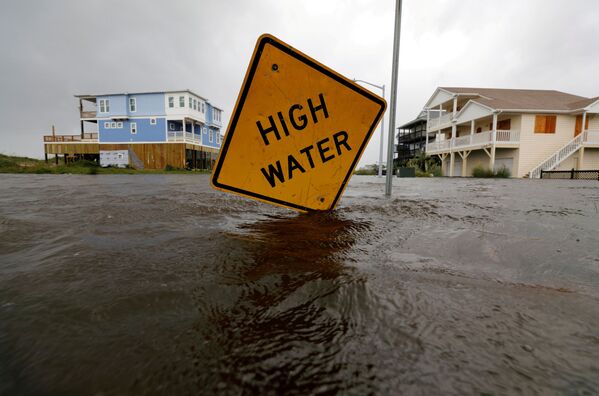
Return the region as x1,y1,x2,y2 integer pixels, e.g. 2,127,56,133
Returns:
385,0,403,196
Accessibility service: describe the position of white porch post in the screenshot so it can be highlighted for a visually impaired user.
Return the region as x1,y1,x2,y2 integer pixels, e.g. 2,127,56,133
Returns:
490,113,497,170
182,118,186,141
192,121,195,142
452,96,458,119
449,123,456,177
581,111,587,140
579,147,585,169
426,108,430,131
470,119,475,145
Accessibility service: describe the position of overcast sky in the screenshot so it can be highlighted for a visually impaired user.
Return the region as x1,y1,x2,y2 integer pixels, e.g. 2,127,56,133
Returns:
1,0,598,165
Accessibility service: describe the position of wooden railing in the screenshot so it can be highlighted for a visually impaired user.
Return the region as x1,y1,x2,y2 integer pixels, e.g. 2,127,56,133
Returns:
43,133,98,142
80,110,96,118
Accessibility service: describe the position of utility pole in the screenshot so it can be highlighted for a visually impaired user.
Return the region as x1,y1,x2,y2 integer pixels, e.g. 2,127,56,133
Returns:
385,0,403,196
353,79,385,177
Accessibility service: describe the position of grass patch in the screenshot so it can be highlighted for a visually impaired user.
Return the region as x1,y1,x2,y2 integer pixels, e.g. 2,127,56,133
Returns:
0,154,211,175
472,165,511,178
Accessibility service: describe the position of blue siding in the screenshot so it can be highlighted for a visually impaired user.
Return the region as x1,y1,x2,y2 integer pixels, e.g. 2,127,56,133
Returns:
202,126,221,148
127,93,165,116
205,103,214,124
99,117,166,142
96,93,165,117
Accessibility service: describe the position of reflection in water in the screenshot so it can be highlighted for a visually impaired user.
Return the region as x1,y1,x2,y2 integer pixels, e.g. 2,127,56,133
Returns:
178,212,373,393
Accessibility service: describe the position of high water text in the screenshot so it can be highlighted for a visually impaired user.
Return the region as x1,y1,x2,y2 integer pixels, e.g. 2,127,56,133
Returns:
257,93,352,188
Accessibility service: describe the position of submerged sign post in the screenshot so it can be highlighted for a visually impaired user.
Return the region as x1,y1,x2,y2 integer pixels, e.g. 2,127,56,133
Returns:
211,34,386,212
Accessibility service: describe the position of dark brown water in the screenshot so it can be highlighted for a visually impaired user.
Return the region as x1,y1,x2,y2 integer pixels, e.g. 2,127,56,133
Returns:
1,174,599,395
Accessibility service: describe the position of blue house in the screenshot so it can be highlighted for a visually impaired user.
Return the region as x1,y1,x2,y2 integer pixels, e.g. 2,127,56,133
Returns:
63,90,225,169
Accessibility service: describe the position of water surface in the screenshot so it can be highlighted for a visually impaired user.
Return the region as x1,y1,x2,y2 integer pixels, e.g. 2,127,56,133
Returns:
1,174,598,394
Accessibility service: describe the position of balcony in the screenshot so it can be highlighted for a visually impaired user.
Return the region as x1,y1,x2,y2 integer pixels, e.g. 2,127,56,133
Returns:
426,130,519,154
44,133,98,143
427,112,453,131
167,131,202,145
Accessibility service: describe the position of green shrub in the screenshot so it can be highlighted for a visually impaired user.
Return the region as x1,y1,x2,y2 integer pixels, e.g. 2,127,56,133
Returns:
494,165,511,178
472,165,495,178
472,165,511,178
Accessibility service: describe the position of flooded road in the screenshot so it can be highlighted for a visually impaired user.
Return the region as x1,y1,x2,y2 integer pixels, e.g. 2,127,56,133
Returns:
1,174,598,394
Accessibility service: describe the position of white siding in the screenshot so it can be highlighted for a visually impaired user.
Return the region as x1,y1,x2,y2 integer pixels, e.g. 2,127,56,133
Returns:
427,89,453,109
164,92,207,123
516,114,577,177
455,101,493,124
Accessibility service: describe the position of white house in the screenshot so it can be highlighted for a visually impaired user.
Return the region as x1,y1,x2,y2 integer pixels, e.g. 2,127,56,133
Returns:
423,87,599,177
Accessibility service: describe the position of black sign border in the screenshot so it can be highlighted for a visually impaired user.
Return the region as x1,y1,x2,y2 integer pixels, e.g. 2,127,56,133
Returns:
212,34,386,212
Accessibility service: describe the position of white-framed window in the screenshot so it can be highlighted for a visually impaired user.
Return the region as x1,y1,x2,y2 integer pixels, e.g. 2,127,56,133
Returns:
99,99,109,113
179,96,184,107
104,121,110,128
203,127,207,134
209,130,213,143
117,122,123,128
168,96,174,108
130,122,137,134
193,99,197,110
129,97,136,112
189,97,193,109
111,122,117,128
216,134,220,144
150,117,156,125
169,123,176,131
201,103,204,113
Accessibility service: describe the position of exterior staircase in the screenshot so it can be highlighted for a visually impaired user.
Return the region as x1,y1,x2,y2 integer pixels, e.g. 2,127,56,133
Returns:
528,132,586,178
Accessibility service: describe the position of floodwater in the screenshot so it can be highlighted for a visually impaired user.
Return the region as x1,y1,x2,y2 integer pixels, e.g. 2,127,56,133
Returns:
1,174,598,395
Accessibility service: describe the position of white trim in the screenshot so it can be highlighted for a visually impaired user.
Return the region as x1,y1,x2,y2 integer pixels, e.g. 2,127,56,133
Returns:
117,122,123,128
130,122,137,134
104,121,110,128
150,117,157,125
168,96,174,108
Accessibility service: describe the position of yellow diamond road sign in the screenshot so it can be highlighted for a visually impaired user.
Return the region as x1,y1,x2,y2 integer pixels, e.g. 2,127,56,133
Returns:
211,34,386,212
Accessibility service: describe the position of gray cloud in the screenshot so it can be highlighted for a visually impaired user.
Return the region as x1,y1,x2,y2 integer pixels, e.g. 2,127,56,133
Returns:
1,0,598,165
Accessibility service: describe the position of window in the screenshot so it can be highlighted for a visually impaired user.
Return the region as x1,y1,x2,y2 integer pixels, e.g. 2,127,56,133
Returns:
189,97,193,108
104,122,110,128
193,99,197,110
216,134,220,144
209,130,213,142
99,99,109,113
534,115,556,134
179,96,185,107
130,122,137,134
497,119,511,130
169,123,176,131
117,122,123,128
201,103,204,113
168,96,174,108
129,97,136,112
150,118,157,125
111,122,117,128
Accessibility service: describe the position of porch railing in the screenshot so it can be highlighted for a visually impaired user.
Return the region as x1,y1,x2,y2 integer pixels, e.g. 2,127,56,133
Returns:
427,112,453,131
167,131,202,144
426,129,519,153
43,133,98,142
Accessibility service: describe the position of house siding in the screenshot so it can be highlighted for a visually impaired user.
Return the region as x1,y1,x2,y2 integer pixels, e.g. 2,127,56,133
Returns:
516,114,576,177
99,117,166,143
